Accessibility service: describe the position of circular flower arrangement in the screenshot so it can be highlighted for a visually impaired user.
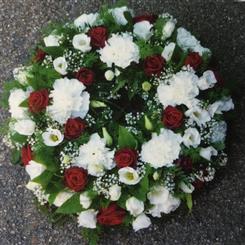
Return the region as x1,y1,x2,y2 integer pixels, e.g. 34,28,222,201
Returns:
2,3,234,243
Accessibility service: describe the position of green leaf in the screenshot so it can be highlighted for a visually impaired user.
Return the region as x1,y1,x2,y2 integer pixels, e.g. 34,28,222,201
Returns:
90,100,107,108
56,193,83,214
185,193,193,211
32,170,53,188
11,133,27,144
41,46,64,58
81,227,101,245
112,79,127,94
10,149,21,165
118,126,138,149
19,98,29,107
83,52,99,68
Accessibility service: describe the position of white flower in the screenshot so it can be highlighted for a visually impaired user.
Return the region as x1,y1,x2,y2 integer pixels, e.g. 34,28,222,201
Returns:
198,70,217,90
177,27,210,55
53,57,68,75
13,66,31,85
78,209,97,229
157,71,199,108
80,192,92,209
179,182,194,193
26,181,42,191
162,20,176,39
72,33,91,52
126,197,144,217
104,70,115,81
99,33,140,69
74,13,99,29
132,213,151,232
185,106,211,126
183,128,201,148
8,89,30,119
43,34,60,47
53,191,74,207
47,77,90,124
210,121,227,143
147,185,169,205
141,129,182,168
108,184,121,201
25,160,46,180
208,97,234,117
75,133,115,176
199,146,218,161
133,21,153,40
42,128,64,146
110,6,131,26
14,119,36,136
162,42,176,62
118,167,140,185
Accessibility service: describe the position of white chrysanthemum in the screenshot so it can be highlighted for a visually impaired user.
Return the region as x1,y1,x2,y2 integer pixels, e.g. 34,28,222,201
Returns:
198,70,217,90
99,33,140,69
8,89,30,119
183,127,201,148
53,57,68,75
133,21,153,40
25,160,46,180
185,106,211,126
157,71,199,108
74,13,99,29
14,119,36,136
177,27,210,55
43,34,60,47
75,133,115,176
141,129,182,168
72,33,91,52
110,6,131,26
47,77,90,124
42,128,64,146
208,97,234,117
162,42,176,62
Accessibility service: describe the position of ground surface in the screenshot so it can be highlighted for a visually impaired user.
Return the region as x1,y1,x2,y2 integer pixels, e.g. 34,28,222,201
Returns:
0,0,245,244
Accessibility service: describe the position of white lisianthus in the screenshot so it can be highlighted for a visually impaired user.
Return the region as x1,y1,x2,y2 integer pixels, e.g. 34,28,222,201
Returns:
132,213,151,232
183,128,201,148
53,57,68,75
99,33,140,69
185,106,211,126
157,71,199,108
74,13,99,29
126,197,144,217
162,42,176,62
118,167,140,185
72,33,92,52
42,128,64,147
80,192,92,209
14,119,36,136
141,129,182,168
104,70,115,81
208,97,234,117
199,146,218,161
162,19,176,39
13,66,31,85
43,34,60,47
75,133,115,176
179,182,194,193
8,89,30,119
47,78,90,124
198,70,217,90
110,6,131,26
108,184,121,201
53,191,74,207
25,160,46,180
133,21,153,40
78,209,97,229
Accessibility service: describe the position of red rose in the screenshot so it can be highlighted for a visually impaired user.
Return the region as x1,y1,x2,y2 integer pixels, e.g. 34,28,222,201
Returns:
28,89,49,113
184,52,202,70
175,156,193,173
133,14,157,24
64,167,88,192
75,68,95,86
144,55,166,76
162,106,183,129
64,118,86,140
33,49,46,63
88,26,108,48
21,145,32,166
114,148,138,168
97,203,126,226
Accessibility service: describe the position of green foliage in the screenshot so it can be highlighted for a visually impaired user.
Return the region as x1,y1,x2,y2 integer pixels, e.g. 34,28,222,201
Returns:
118,126,138,149
83,52,99,68
112,79,127,94
185,193,193,211
10,149,21,165
182,147,201,163
32,170,53,188
40,46,64,58
81,226,102,245
154,17,166,39
136,40,163,59
10,133,27,144
19,98,29,107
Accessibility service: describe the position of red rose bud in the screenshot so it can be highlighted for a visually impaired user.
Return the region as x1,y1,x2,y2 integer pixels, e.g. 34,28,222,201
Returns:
64,167,88,192
192,179,204,190
97,203,126,226
114,148,138,168
133,14,157,24
184,52,202,70
64,118,86,140
33,49,46,63
162,106,183,129
28,89,49,113
175,156,193,173
21,145,32,166
144,55,166,77
76,68,95,86
88,26,108,48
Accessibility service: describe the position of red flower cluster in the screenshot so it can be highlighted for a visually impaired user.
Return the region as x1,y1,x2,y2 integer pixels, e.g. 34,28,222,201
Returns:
162,106,183,129
28,89,49,113
144,55,166,76
21,145,32,166
64,118,86,140
88,26,108,48
114,148,138,168
76,68,95,86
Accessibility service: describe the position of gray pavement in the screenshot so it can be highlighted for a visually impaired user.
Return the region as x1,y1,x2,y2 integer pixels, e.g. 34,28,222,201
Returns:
0,0,245,244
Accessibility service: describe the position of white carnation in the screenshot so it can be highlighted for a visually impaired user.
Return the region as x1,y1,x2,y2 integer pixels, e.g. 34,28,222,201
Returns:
25,160,46,180
53,57,68,75
72,33,91,52
14,119,35,136
133,21,153,41
132,213,151,232
74,13,99,29
141,129,182,168
78,209,97,229
99,33,140,69
183,127,201,148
